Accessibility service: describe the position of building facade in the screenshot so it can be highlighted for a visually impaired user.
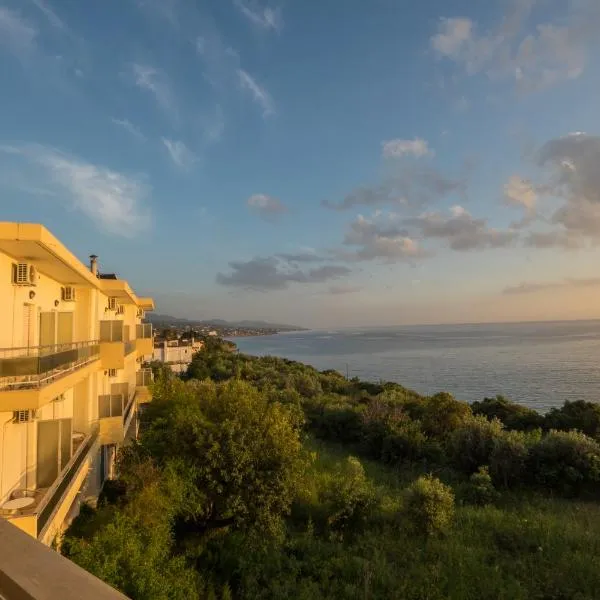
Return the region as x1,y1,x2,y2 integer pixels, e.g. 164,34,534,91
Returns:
152,339,203,374
0,222,154,545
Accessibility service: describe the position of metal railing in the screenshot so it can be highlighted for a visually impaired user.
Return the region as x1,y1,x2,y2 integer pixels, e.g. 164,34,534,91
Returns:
0,341,100,391
123,393,136,427
36,426,99,538
136,368,153,386
136,323,153,339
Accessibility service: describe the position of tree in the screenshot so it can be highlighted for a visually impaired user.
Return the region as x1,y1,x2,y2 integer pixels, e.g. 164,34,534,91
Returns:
450,415,504,474
142,379,307,536
544,400,600,439
472,396,544,431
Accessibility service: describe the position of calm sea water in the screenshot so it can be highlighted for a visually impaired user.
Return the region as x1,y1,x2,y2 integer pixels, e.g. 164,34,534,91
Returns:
231,320,600,413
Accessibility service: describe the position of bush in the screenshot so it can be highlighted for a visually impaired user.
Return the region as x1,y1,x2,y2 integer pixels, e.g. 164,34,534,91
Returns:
381,420,428,464
403,475,455,536
472,396,544,431
544,400,600,439
489,430,532,488
463,466,498,506
322,457,376,535
450,415,504,474
528,429,600,495
421,392,472,439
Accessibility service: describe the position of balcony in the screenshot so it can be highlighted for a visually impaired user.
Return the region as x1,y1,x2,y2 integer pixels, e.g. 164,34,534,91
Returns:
1,427,99,544
135,323,153,356
0,342,100,411
135,368,153,404
98,394,137,445
0,518,127,599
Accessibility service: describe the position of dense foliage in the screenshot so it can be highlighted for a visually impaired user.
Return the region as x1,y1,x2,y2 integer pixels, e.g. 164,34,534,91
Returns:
63,339,600,599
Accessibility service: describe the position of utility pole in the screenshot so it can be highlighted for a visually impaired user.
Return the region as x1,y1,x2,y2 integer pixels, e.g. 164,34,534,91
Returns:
346,363,349,380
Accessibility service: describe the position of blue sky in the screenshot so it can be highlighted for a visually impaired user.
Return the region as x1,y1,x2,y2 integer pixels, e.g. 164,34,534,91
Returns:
2,0,600,327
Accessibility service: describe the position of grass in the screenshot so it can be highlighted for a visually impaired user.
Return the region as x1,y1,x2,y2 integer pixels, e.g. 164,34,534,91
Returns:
277,436,600,600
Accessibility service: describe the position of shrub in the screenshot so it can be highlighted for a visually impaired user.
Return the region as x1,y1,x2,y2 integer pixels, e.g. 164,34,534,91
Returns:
403,475,455,536
381,420,428,464
544,400,600,439
450,415,504,474
528,429,600,495
322,457,376,535
472,395,544,431
489,430,531,488
421,392,472,439
463,466,498,505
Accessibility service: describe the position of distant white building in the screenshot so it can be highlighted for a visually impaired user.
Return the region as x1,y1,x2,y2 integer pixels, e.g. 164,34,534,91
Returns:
152,339,204,374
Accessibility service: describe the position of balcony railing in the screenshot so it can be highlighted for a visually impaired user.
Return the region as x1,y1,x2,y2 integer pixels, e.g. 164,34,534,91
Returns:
37,426,99,537
136,323,153,339
124,340,136,356
136,368,153,386
0,341,100,391
2,426,99,540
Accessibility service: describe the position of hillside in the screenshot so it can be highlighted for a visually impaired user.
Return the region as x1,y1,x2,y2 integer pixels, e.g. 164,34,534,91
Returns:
147,312,306,331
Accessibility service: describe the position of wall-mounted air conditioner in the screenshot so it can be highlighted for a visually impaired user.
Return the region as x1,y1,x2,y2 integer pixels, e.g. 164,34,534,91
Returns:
61,286,76,301
12,263,37,286
13,410,37,424
108,297,118,311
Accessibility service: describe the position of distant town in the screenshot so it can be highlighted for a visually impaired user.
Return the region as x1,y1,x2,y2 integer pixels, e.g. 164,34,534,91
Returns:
147,313,306,338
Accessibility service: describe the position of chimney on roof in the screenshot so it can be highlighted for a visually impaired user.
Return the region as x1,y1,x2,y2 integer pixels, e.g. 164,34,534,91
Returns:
89,255,98,277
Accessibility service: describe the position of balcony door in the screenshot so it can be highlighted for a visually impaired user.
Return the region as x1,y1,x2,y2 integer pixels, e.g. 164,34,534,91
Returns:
39,312,56,350
36,418,73,488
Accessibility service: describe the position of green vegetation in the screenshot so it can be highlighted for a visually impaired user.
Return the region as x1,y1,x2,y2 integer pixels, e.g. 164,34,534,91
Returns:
63,339,600,599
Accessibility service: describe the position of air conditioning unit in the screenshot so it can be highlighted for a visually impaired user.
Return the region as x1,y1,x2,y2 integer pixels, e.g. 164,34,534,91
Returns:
137,308,145,319
13,410,37,424
61,286,76,302
108,297,118,311
108,369,117,377
116,305,125,315
12,263,37,286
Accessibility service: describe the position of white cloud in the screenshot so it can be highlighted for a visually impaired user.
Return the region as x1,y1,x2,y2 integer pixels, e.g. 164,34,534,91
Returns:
0,144,150,236
341,213,426,262
0,7,37,58
504,175,537,211
382,138,433,159
238,69,275,117
130,63,175,117
431,1,599,92
111,118,145,141
406,206,518,251
431,17,473,57
247,193,287,219
234,0,283,32
162,139,198,170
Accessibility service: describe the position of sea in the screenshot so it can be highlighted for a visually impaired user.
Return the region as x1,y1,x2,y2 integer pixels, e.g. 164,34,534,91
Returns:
231,320,600,413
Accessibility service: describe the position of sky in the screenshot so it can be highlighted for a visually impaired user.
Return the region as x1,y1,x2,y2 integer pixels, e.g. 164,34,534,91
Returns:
1,0,600,328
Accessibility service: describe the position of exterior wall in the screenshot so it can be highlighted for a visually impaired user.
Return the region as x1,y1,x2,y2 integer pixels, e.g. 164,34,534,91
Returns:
0,223,154,544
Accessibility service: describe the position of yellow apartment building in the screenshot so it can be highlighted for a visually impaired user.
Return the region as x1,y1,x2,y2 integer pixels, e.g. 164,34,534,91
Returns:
0,222,155,546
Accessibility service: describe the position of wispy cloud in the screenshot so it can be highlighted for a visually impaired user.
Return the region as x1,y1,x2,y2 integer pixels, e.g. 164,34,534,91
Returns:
0,7,37,59
29,0,67,32
162,139,198,170
247,193,287,220
382,138,433,159
503,277,600,295
238,69,275,117
234,0,283,33
111,118,145,141
130,63,176,118
0,144,151,236
431,0,600,92
217,256,351,290
329,284,363,295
